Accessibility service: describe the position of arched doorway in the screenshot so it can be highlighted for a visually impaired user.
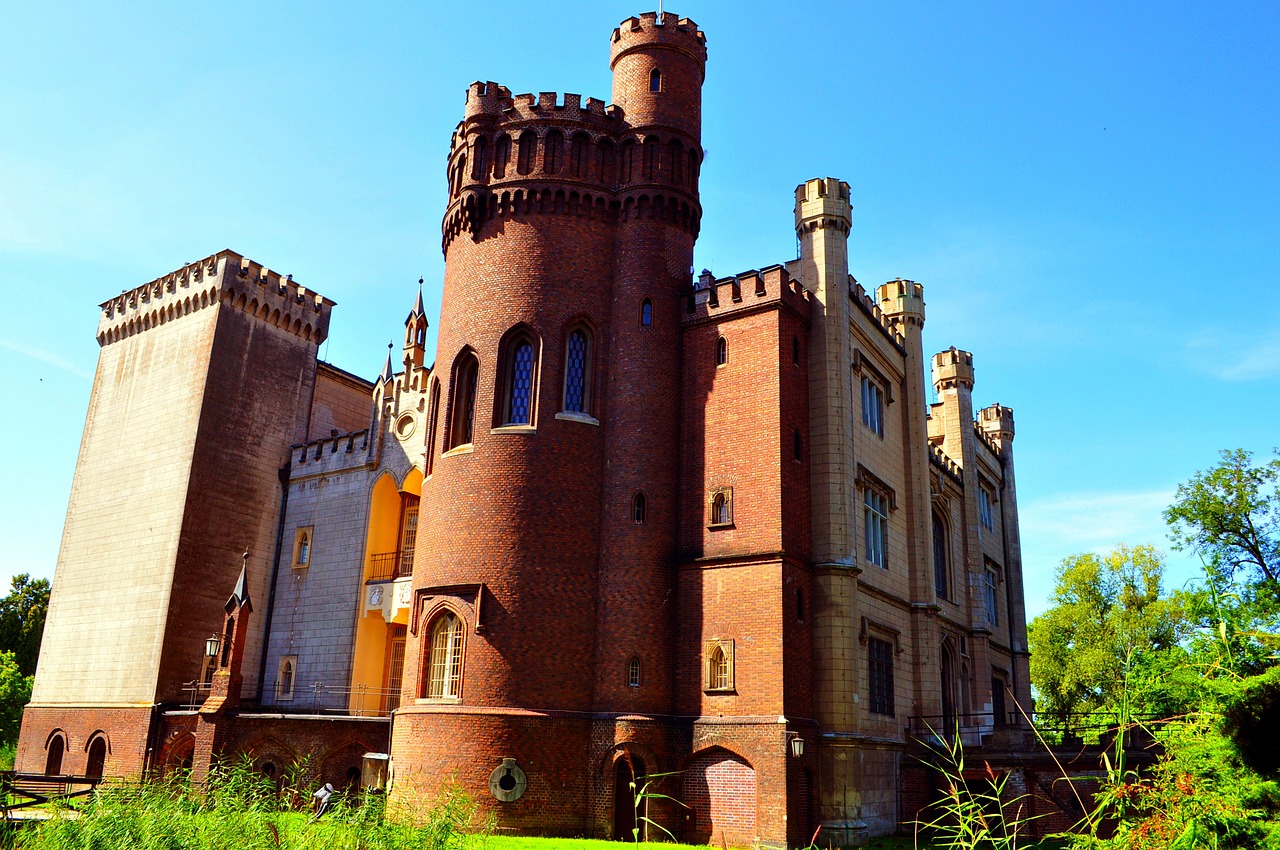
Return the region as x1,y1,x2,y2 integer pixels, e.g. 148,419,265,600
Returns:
613,755,645,840
86,736,107,780
45,734,65,776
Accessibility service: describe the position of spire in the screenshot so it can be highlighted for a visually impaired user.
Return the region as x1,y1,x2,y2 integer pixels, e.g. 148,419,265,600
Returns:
406,277,426,325
225,551,252,614
380,342,395,384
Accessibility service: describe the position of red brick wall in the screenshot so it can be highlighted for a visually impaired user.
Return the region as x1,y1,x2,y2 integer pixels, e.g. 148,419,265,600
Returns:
681,747,758,846
16,705,154,778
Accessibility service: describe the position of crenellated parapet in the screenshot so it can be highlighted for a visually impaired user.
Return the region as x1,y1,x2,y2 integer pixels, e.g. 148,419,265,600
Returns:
442,13,707,256
876,278,926,330
929,443,964,485
979,403,1015,446
684,264,812,325
97,250,334,348
850,280,906,349
932,346,975,392
289,429,373,478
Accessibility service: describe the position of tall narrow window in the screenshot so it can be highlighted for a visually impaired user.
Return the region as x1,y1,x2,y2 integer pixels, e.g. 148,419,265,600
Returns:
563,328,592,414
543,131,563,174
633,492,647,524
861,376,884,436
448,351,479,448
627,656,642,688
471,137,488,180
979,486,995,530
277,657,295,700
640,298,653,326
599,139,617,184
293,527,312,568
516,131,536,175
792,335,800,365
398,494,419,576
503,336,536,425
868,638,895,716
864,488,888,568
933,512,949,600
425,379,440,475
711,492,729,525
425,611,464,699
620,141,636,183
984,568,1000,626
384,625,406,713
493,134,511,178
642,137,657,180
793,430,803,462
649,68,662,92
716,337,727,365
992,675,1008,726
668,139,683,184
570,132,589,177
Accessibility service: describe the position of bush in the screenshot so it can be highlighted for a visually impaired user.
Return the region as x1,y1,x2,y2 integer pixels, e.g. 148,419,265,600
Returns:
1221,666,1280,779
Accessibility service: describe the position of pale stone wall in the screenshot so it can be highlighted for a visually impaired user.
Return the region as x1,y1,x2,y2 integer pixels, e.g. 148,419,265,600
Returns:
31,306,218,705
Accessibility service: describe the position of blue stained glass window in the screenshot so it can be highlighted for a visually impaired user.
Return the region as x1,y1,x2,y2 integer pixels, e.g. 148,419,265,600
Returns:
564,330,588,413
508,341,534,424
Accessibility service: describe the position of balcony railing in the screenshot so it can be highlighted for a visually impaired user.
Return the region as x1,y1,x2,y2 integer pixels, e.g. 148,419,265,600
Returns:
177,680,400,717
367,550,413,583
908,710,1159,749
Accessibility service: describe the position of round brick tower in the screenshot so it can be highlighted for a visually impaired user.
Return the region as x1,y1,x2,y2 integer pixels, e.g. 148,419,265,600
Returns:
393,12,705,834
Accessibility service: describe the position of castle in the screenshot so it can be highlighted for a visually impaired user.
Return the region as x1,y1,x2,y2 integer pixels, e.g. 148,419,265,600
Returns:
18,12,1032,846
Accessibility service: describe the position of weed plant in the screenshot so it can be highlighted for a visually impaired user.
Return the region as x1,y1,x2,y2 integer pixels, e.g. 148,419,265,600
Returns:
9,756,485,850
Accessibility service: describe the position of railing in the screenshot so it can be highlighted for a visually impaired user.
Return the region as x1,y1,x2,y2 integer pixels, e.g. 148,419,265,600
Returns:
908,711,1025,747
179,681,213,710
908,711,1160,750
267,680,400,718
2,771,102,818
367,550,413,583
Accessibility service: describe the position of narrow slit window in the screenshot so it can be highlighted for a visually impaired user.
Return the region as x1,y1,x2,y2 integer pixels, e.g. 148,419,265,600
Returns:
563,328,592,414
633,492,647,524
650,68,662,93
716,337,727,366
628,656,641,688
641,298,653,326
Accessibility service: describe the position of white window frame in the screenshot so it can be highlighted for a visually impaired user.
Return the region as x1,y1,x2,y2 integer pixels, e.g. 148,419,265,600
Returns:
861,376,884,437
864,488,889,568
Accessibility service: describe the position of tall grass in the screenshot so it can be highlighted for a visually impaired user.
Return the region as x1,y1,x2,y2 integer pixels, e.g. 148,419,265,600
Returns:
8,757,484,850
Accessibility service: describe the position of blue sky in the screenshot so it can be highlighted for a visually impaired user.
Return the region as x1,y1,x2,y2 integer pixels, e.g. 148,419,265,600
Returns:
1,2,1276,619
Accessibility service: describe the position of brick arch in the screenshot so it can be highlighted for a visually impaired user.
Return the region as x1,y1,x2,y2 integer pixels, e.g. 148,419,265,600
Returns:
679,747,757,846
318,739,374,790
159,731,196,776
243,735,299,782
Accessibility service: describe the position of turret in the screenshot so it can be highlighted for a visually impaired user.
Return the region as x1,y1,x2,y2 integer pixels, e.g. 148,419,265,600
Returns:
876,278,926,331
979,403,1015,452
610,12,707,142
933,346,975,393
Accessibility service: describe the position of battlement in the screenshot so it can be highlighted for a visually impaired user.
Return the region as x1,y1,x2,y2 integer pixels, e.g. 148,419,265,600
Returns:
289,429,373,478
930,443,964,485
876,278,926,329
455,84,621,150
973,420,1003,458
850,280,906,349
97,250,334,348
684,264,811,325
932,346,975,392
979,402,1015,444
610,12,707,67
794,177,853,235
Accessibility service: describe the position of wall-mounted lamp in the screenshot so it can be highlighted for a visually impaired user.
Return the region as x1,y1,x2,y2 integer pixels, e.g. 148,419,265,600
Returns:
205,633,222,660
789,735,805,758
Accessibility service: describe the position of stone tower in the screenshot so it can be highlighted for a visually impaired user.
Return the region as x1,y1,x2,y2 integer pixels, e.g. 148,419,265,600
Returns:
18,252,332,777
392,12,706,830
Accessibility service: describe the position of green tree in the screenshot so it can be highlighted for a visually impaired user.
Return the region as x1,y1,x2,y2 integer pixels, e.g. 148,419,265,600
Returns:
0,650,32,744
1165,448,1280,589
0,572,50,676
1028,545,1184,726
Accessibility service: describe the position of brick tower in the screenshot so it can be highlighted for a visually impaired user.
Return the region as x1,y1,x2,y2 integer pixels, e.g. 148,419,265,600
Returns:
392,12,706,831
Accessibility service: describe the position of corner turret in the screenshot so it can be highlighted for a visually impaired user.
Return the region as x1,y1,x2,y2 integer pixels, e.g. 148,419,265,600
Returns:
933,346,975,393
979,403,1015,452
876,278,925,330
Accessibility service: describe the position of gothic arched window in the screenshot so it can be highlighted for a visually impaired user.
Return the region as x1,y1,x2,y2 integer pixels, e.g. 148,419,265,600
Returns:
448,350,479,448
563,327,592,414
425,611,464,699
501,332,537,426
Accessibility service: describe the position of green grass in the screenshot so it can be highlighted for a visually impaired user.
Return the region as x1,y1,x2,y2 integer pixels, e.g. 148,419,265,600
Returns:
0,743,14,771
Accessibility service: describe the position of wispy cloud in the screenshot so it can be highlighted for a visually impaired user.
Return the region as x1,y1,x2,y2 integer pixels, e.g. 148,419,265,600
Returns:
0,338,93,380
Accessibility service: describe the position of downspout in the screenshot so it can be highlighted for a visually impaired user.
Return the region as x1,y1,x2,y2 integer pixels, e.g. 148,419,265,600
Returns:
255,458,292,703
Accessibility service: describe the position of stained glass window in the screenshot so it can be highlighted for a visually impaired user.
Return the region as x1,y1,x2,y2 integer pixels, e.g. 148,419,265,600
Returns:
506,341,534,424
564,330,589,413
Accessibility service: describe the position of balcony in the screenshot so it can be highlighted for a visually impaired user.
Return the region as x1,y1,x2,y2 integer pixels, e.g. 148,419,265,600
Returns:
367,550,413,583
